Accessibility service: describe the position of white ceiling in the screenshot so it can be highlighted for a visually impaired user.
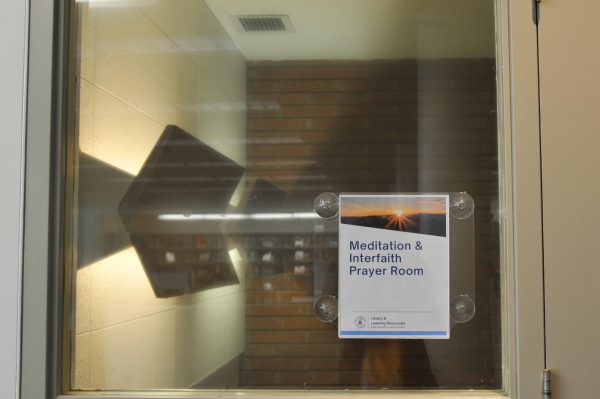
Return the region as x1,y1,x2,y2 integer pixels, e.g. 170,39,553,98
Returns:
204,0,496,61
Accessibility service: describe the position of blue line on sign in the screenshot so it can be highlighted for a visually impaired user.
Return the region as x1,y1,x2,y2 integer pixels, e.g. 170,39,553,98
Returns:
339,330,447,336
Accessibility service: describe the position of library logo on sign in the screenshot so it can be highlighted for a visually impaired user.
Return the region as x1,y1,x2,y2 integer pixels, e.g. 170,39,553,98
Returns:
354,316,367,329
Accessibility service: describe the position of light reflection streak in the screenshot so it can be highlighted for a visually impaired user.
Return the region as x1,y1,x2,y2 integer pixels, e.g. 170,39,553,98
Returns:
158,212,319,221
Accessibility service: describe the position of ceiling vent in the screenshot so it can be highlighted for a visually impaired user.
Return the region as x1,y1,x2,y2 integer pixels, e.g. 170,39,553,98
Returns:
231,15,294,33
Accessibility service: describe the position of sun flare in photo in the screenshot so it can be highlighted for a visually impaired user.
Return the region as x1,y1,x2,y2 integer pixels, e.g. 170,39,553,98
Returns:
385,209,416,230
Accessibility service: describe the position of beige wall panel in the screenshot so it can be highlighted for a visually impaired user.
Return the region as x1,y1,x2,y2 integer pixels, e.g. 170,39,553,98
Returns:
79,78,246,175
196,104,247,165
77,79,95,166
185,291,247,383
151,309,180,387
75,266,92,335
78,79,164,175
539,1,600,396
88,248,172,332
82,3,247,165
85,289,244,389
83,247,244,333
89,316,155,389
79,4,96,83
91,7,201,135
73,1,247,389
190,290,245,367
196,50,247,103
139,0,247,102
73,333,91,390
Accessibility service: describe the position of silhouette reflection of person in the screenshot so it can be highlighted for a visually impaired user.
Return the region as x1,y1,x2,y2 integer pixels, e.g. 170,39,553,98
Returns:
358,339,437,389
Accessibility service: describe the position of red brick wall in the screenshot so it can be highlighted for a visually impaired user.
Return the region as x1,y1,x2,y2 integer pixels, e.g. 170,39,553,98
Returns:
242,60,500,389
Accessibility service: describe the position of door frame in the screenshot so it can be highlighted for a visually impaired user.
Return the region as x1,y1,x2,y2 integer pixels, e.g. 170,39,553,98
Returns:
497,0,546,396
19,0,544,398
0,1,28,399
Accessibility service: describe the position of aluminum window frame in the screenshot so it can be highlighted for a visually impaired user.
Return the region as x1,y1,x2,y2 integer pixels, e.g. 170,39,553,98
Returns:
20,0,544,398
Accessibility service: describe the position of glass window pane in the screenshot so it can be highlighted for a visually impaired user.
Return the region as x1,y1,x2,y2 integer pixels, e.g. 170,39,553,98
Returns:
67,0,502,392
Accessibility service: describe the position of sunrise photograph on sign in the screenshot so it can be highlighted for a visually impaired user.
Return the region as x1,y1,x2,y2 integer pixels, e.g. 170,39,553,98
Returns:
340,195,448,237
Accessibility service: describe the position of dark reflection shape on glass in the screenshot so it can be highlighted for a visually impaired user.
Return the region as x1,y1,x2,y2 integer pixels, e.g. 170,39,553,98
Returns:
118,125,245,298
119,125,245,216
243,178,287,213
77,153,133,268
128,233,240,298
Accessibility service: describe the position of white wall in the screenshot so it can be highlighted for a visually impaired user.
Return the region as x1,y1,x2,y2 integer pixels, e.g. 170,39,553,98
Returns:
74,0,247,389
0,0,27,398
205,0,495,61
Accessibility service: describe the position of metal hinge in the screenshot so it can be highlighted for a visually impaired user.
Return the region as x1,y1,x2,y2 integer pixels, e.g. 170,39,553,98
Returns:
542,369,552,398
533,0,542,25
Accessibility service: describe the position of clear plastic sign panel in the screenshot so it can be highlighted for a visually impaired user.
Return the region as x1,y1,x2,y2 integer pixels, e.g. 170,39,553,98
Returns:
313,192,476,329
